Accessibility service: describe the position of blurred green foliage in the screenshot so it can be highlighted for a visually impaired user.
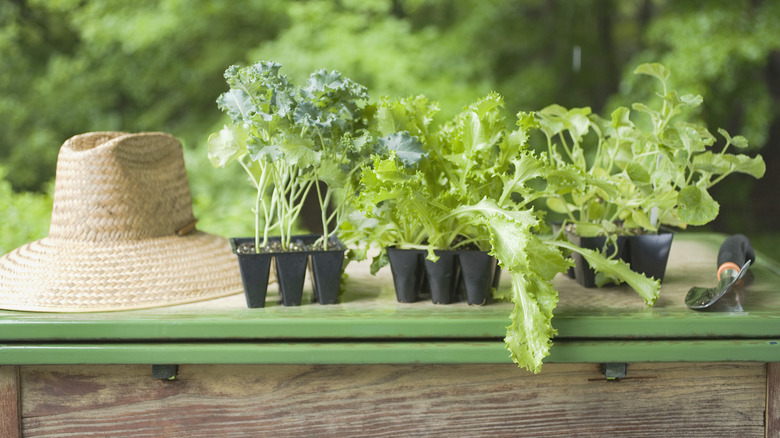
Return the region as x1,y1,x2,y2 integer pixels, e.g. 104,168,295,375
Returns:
1,0,778,259
0,164,51,254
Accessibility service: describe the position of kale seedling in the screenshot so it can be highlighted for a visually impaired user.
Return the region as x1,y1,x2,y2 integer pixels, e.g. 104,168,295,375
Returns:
209,61,372,252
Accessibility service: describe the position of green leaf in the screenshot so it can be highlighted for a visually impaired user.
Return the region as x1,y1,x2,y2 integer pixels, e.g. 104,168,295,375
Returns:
571,188,594,206
677,185,719,226
373,95,439,138
449,202,568,373
451,198,540,230
536,104,568,138
552,239,661,306
718,128,749,149
692,151,733,174
207,125,246,167
316,159,346,188
679,93,703,107
625,162,651,185
631,209,656,231
545,197,570,215
722,154,766,179
380,132,426,166
546,167,586,188
585,175,620,200
508,155,543,188
631,102,656,118
678,124,710,154
278,132,320,167
633,62,670,84
566,107,592,141
217,88,255,123
651,153,677,186
504,271,557,374
610,106,634,132
571,221,605,237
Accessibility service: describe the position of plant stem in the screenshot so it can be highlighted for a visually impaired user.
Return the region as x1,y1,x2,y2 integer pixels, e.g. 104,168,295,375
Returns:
314,172,330,245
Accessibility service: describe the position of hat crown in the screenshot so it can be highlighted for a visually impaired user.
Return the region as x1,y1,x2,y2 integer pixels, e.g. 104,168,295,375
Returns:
48,132,195,241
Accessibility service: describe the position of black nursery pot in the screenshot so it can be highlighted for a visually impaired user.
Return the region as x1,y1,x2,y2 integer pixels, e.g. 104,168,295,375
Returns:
231,241,272,308
387,247,498,305
458,250,498,305
230,235,346,308
274,251,308,306
565,229,674,287
424,250,461,304
386,248,427,303
309,244,346,305
623,230,674,282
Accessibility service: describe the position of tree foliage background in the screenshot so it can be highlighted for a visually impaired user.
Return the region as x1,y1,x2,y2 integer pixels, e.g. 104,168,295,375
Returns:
2,0,779,257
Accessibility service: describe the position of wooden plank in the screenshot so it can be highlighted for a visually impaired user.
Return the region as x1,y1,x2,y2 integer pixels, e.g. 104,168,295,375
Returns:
19,362,765,437
0,366,20,438
769,363,780,438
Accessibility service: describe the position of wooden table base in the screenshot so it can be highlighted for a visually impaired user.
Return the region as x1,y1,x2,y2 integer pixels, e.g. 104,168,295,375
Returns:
2,362,774,437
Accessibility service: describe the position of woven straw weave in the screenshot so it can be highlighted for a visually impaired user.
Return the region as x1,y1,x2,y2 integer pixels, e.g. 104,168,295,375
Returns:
0,132,243,312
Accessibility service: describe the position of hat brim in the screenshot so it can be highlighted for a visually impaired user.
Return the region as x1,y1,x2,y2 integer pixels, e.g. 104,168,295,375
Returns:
0,231,244,312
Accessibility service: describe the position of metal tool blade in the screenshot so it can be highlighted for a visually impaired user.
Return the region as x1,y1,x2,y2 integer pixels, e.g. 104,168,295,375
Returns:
685,260,752,311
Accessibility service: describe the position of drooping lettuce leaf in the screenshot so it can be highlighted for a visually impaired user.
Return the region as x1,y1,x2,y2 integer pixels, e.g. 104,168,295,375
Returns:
549,239,661,306
451,199,570,373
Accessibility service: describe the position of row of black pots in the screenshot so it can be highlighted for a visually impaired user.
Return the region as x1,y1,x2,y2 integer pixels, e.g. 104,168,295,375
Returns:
230,235,346,308
386,247,501,305
565,229,674,288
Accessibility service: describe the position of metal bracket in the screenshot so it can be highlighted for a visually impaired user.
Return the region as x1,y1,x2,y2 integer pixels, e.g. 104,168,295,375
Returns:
152,364,178,380
601,363,626,380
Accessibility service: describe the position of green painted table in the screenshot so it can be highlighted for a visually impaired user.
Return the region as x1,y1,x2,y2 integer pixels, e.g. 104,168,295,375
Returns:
1,233,779,437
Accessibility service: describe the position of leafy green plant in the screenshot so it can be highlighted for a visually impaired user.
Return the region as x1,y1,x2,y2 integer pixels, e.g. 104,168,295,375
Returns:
538,63,765,238
351,95,470,267
208,61,373,252
352,92,660,373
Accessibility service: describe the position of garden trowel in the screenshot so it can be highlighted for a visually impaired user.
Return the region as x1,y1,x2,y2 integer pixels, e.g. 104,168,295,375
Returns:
685,234,755,312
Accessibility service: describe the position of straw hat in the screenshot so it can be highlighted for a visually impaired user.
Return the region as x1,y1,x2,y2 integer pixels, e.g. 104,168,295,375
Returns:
0,132,244,312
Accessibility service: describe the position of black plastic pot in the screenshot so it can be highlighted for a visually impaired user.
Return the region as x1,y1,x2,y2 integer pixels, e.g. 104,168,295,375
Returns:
623,230,674,282
233,250,272,308
387,247,498,305
274,251,308,306
310,247,346,305
424,250,461,304
458,250,498,305
230,235,346,307
386,248,427,303
565,229,674,287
